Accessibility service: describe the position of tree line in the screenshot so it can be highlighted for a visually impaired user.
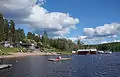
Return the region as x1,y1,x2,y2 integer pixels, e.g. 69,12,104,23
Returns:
0,13,120,52
0,13,78,52
86,42,120,52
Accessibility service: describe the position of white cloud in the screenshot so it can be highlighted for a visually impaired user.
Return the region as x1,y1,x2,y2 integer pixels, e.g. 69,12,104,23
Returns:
67,37,78,42
82,22,120,44
113,40,120,42
78,36,87,40
100,39,120,44
83,28,95,37
108,35,117,38
52,36,78,42
101,41,108,44
52,22,120,44
61,36,88,42
0,0,35,19
52,35,120,45
52,36,77,42
83,22,120,37
54,36,87,42
0,0,79,36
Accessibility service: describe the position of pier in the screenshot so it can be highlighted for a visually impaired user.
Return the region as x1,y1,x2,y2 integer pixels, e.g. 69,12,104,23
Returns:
0,64,12,70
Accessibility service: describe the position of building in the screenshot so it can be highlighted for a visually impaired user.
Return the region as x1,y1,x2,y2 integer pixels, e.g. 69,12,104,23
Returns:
20,43,39,52
0,41,13,48
77,49,97,55
72,51,76,54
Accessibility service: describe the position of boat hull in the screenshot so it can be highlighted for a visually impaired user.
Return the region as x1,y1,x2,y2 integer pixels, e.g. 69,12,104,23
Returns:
0,64,12,70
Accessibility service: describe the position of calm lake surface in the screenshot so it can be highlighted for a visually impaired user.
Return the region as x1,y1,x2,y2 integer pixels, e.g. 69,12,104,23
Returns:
0,52,120,77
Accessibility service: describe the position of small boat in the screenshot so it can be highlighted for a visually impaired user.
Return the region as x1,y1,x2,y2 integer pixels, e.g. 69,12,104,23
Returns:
97,51,104,54
48,58,72,61
104,51,112,54
0,64,12,70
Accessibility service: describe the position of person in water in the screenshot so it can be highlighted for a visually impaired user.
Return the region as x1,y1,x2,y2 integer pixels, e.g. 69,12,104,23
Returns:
56,56,61,59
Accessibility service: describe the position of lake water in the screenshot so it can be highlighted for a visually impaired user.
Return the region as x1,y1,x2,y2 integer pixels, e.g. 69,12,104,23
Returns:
0,52,120,77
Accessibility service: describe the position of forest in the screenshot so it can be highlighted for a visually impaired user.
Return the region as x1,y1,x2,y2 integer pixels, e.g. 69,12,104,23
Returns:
0,13,120,54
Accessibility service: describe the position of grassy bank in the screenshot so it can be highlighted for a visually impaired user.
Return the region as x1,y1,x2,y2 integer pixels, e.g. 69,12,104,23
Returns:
0,46,27,55
0,46,72,56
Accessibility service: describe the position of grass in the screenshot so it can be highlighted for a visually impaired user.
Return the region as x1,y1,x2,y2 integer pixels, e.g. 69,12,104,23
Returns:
0,46,72,56
0,46,27,55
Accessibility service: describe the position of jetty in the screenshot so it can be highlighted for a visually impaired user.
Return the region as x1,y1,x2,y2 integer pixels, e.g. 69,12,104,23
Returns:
0,64,12,70
48,58,72,61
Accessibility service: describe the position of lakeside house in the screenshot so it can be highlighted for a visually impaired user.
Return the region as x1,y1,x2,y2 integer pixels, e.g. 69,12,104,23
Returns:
19,43,40,52
0,41,13,48
0,41,40,52
77,49,97,55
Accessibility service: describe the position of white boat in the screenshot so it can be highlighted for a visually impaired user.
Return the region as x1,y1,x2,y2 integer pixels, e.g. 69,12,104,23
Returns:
0,64,12,70
104,51,112,54
97,51,104,54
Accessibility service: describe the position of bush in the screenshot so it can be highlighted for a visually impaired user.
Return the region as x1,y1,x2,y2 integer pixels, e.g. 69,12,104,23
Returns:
37,42,43,47
23,38,37,45
18,47,27,52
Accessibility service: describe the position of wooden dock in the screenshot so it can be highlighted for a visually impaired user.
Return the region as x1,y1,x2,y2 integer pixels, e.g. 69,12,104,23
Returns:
48,58,72,61
0,64,12,70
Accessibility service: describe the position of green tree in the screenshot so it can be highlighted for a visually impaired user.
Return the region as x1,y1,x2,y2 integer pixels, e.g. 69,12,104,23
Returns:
13,28,25,42
0,13,5,41
0,14,10,41
77,39,81,49
42,30,49,48
23,38,37,44
9,20,15,42
27,32,33,39
37,41,43,48
3,19,9,40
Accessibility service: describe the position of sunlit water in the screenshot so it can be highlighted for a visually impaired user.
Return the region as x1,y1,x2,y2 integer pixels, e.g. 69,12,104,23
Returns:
0,52,120,77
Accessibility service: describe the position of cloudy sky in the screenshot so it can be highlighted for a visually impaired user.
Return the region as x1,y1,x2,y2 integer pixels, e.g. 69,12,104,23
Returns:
0,0,120,44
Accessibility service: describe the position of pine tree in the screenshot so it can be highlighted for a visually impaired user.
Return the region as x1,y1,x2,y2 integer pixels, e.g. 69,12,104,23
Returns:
4,19,9,41
0,13,5,41
27,32,33,39
77,39,81,49
9,20,15,42
42,30,49,48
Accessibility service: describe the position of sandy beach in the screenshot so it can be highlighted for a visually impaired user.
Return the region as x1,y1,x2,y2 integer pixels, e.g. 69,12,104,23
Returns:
0,52,59,59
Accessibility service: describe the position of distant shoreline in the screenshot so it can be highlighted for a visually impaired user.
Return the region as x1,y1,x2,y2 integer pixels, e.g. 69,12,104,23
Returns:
0,52,59,59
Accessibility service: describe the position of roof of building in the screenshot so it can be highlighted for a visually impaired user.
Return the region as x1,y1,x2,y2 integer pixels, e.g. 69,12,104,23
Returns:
77,49,97,52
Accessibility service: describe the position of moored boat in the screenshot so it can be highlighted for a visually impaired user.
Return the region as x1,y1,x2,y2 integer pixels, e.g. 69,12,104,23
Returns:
0,64,12,70
104,51,112,54
97,51,104,54
97,51,112,54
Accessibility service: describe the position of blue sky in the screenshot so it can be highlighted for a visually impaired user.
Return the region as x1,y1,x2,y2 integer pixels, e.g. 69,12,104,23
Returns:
0,0,120,44
43,0,120,36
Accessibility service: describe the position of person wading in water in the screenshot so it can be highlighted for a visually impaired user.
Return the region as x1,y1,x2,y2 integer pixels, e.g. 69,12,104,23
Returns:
56,56,62,59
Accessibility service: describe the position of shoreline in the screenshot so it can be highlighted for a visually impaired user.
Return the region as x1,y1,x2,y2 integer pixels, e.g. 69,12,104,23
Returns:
0,52,59,59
